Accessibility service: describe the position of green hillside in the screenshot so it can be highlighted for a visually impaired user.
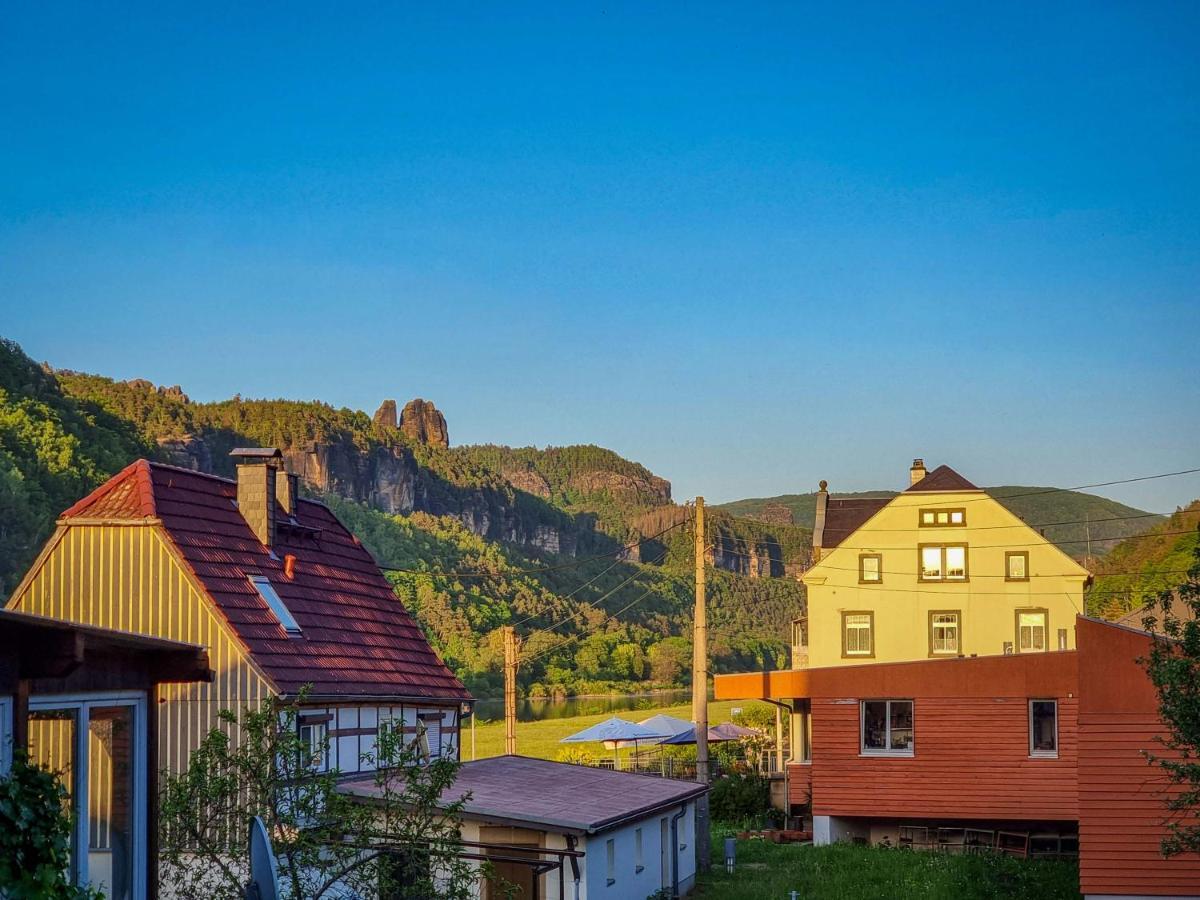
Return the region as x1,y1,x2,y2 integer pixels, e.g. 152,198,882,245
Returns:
718,487,1162,558
1088,501,1200,619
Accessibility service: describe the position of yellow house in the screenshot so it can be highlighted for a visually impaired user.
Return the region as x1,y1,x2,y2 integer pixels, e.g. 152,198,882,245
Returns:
794,459,1090,669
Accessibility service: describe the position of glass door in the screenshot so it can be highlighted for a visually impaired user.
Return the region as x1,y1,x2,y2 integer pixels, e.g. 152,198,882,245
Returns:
28,695,145,899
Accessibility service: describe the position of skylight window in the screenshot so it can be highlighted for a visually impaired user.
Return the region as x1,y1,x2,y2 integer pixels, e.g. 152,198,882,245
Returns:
249,575,302,636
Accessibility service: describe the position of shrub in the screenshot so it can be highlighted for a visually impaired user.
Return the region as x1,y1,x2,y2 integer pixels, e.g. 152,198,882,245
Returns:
709,772,771,825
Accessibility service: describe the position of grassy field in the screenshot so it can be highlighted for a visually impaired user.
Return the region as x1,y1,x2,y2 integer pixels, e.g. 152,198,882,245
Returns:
695,832,1081,899
464,698,771,760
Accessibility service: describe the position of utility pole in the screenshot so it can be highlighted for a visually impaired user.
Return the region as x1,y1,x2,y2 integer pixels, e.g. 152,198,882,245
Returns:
503,626,519,756
692,496,711,872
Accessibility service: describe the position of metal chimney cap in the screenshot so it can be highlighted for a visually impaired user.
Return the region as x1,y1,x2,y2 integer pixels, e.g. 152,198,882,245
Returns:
230,447,283,460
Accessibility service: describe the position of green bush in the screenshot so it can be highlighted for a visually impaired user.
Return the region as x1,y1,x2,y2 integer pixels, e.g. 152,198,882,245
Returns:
709,772,771,825
0,752,100,899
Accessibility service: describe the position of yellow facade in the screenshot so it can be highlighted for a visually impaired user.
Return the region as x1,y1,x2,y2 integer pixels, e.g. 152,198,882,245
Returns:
800,486,1090,669
6,522,274,775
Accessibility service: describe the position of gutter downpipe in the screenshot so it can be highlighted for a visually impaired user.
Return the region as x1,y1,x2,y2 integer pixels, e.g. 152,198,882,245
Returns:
670,802,688,898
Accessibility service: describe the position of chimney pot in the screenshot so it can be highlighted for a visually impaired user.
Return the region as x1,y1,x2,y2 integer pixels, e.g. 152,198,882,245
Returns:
284,553,297,580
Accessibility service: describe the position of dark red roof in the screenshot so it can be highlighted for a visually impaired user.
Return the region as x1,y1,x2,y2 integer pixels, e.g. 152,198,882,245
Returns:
821,497,891,549
62,460,469,702
905,464,979,493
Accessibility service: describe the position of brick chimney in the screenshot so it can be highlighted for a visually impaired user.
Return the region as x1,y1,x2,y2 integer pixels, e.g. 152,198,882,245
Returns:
909,458,927,486
276,470,300,519
812,480,829,562
231,448,283,548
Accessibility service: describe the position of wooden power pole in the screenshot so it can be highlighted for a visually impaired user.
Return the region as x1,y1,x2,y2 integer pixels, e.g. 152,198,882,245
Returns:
503,626,519,756
692,496,711,872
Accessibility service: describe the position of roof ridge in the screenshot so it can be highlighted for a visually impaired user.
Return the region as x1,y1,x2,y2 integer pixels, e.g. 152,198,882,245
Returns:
61,458,156,519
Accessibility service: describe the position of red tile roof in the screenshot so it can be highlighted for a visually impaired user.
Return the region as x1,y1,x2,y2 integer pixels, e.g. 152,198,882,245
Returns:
821,497,891,549
905,464,979,493
62,460,469,702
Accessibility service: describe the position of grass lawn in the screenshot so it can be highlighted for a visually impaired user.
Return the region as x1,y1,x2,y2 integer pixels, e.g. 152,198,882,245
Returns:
696,832,1081,900
464,699,772,760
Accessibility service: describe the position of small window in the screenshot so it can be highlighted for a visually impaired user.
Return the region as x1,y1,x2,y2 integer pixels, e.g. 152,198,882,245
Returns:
929,611,960,656
861,700,914,755
1006,551,1029,582
249,575,302,636
1016,610,1048,653
920,508,965,527
1057,628,1068,651
919,544,968,581
634,827,644,873
842,612,874,658
858,553,882,584
606,838,615,886
298,720,327,770
1029,700,1058,757
791,617,808,648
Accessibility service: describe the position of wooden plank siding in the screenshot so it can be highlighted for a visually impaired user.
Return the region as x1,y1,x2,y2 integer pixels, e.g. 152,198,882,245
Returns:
1076,617,1200,897
786,763,812,807
810,696,1079,822
7,524,274,776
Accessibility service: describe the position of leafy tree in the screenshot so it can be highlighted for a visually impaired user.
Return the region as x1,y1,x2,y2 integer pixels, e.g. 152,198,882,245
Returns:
0,751,101,899
159,690,476,899
1141,526,1200,857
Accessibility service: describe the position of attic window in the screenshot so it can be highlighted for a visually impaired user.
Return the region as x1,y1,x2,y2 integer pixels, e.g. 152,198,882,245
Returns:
249,575,302,637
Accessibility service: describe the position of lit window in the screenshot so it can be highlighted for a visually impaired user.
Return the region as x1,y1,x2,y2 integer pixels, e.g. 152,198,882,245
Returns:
842,612,874,657
298,720,327,770
1006,551,1029,581
920,509,965,527
606,838,616,886
929,612,960,655
1017,610,1048,652
861,700,914,755
1029,700,1058,757
919,545,968,581
249,575,302,636
858,554,882,583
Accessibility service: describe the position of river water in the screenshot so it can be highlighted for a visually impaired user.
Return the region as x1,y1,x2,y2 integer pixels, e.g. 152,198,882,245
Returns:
472,689,694,723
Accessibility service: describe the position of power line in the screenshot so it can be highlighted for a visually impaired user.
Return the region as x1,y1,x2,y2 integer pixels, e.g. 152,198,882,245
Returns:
519,543,678,643
721,465,1200,522
377,518,689,578
723,510,1170,535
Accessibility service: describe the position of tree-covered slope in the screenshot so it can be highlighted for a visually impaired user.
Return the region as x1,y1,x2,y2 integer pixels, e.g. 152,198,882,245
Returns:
719,487,1162,558
1088,501,1200,618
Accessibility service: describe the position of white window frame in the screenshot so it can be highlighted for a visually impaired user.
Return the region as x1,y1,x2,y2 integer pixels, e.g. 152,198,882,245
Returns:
919,544,968,582
930,612,960,656
1029,699,1059,758
843,613,873,657
860,699,915,757
249,574,302,636
1018,611,1048,653
28,691,147,899
298,719,328,771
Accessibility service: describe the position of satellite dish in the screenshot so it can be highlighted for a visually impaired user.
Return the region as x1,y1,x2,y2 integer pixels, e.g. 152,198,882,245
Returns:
246,815,280,900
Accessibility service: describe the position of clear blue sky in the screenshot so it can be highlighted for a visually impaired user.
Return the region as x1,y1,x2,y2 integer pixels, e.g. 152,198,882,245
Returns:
2,3,1198,513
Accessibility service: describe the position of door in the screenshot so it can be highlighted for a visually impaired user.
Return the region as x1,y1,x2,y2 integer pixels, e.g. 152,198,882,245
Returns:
28,694,146,899
660,817,670,890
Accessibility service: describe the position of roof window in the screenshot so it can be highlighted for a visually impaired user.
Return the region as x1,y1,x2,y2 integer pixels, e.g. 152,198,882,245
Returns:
249,574,302,636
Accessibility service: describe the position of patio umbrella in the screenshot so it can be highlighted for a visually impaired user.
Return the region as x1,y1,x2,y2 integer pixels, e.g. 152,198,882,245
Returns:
637,713,694,737
658,721,761,745
560,716,672,766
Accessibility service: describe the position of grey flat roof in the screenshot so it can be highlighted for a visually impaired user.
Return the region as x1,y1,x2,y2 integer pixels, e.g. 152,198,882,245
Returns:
340,754,706,835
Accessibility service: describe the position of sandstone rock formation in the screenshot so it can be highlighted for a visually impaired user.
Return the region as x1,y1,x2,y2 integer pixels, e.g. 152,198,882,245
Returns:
399,398,449,448
373,399,399,430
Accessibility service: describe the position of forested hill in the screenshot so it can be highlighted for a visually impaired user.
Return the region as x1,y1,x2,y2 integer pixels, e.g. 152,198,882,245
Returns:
719,487,1162,558
0,337,803,697
1088,501,1200,619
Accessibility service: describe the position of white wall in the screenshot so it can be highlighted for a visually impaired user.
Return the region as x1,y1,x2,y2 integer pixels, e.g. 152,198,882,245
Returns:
813,814,870,846
304,702,460,774
582,801,694,899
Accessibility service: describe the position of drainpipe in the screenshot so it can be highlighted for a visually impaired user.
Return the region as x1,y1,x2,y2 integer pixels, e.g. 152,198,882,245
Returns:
670,802,688,898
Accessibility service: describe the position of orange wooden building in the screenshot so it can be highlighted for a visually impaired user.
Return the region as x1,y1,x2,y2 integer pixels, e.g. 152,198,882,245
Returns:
716,616,1200,898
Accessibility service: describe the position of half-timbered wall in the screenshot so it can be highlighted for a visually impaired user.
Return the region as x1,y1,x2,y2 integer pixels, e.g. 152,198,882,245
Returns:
8,524,274,775
302,703,461,774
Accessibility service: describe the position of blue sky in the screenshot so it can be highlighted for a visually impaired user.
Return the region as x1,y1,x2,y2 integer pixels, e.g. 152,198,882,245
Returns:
2,3,1198,513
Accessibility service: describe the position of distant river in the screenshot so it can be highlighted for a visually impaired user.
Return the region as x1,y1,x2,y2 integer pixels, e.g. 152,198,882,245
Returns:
472,689,695,723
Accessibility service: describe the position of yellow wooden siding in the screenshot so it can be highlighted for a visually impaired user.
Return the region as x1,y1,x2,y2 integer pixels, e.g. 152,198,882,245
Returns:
8,524,274,775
